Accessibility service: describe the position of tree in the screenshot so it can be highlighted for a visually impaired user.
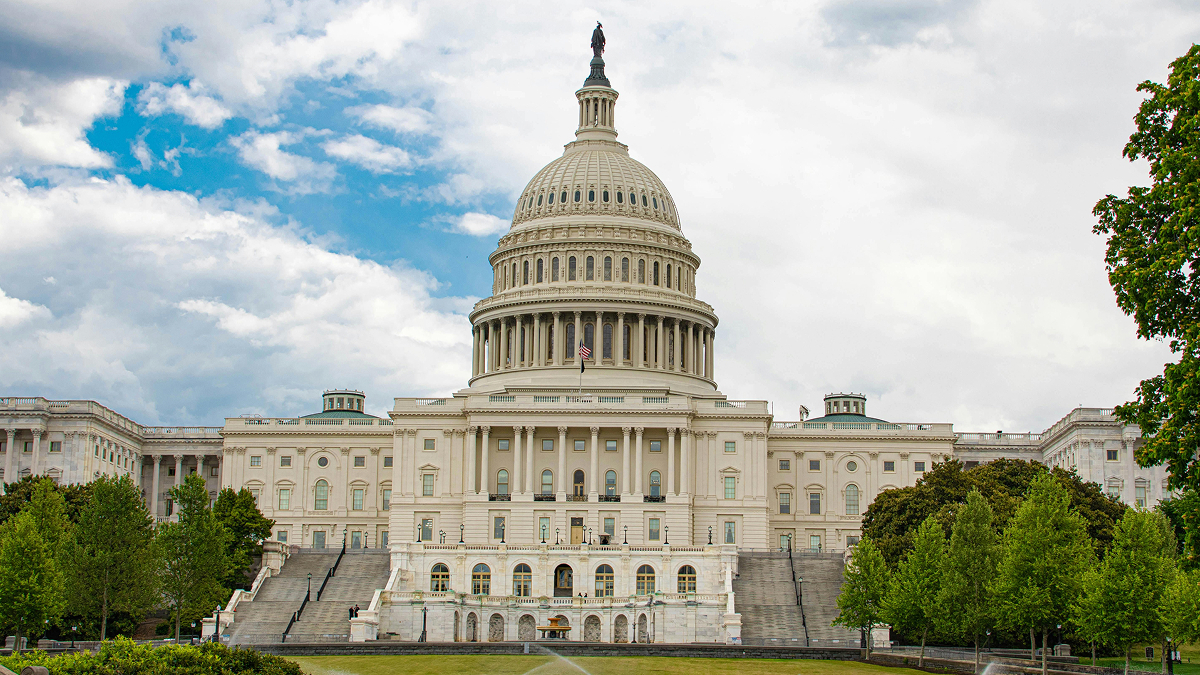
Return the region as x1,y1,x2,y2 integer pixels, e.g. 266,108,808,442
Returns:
0,475,93,527
212,487,274,590
1093,44,1200,496
65,474,160,641
882,516,946,667
158,474,231,641
0,496,67,652
833,537,890,655
993,474,1095,675
1158,490,1200,570
1159,568,1200,657
936,489,999,674
1073,509,1175,675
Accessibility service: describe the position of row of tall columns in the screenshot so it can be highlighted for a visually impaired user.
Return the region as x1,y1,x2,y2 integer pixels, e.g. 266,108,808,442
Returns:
2,428,45,487
471,311,715,382
458,426,693,497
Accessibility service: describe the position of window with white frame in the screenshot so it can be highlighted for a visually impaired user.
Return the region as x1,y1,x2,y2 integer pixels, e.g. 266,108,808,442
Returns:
422,474,434,496
724,521,736,544
809,492,821,514
278,488,290,510
353,488,364,510
779,492,791,514
382,488,391,510
250,456,261,467
724,476,736,499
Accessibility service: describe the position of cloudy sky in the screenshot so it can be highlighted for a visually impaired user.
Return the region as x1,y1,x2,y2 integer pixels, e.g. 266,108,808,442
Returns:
0,0,1193,430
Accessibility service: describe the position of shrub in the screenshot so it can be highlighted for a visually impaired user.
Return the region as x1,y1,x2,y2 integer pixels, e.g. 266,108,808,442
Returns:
0,637,303,675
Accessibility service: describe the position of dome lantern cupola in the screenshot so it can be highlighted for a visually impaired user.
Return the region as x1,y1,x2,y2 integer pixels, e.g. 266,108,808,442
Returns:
576,27,618,144
824,393,867,417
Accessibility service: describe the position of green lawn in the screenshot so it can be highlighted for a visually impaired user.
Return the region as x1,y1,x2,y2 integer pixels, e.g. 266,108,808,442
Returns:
289,655,916,675
1082,643,1200,675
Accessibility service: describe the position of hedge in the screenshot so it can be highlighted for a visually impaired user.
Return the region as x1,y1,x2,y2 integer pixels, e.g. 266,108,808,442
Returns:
0,637,303,674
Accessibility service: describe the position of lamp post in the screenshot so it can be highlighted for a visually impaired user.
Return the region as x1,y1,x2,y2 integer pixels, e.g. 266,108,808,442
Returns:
500,521,505,543
587,527,592,544
623,524,628,544
70,625,77,649
416,525,421,543
707,525,713,545
459,523,464,543
439,530,446,544
307,572,312,600
555,527,560,545
663,525,669,545
541,524,547,544
418,605,428,642
342,527,347,548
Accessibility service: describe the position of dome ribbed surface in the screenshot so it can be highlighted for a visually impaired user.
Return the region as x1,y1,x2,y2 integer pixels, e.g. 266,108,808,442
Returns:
511,143,681,231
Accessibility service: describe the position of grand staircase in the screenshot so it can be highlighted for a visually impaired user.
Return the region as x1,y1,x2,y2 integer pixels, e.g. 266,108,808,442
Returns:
226,549,390,645
796,553,861,647
732,553,805,646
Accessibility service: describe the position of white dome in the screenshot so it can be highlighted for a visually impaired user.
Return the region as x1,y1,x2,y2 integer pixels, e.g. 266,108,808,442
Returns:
511,140,681,231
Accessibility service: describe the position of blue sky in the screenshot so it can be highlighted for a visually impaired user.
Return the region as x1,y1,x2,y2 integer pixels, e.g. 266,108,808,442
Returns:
0,0,1196,430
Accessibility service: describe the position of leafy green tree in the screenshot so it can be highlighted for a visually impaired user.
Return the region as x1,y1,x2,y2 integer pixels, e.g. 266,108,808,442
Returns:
0,497,67,652
158,474,231,641
1093,44,1200,496
993,474,1095,675
936,489,999,673
1158,490,1200,570
1159,567,1200,656
0,475,93,527
882,516,946,667
65,474,160,641
1073,509,1175,675
212,487,274,590
833,537,890,655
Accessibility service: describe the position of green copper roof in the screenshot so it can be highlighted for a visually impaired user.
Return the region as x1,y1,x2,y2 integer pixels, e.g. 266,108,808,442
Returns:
804,413,890,424
301,410,380,419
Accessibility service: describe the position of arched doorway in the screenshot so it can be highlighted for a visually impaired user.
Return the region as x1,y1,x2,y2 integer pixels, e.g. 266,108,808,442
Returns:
518,614,536,640
613,614,628,643
637,613,649,643
584,615,601,641
554,563,574,597
466,612,478,642
488,613,505,641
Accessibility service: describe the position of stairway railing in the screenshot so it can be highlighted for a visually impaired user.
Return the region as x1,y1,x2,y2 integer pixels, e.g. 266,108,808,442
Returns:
789,546,811,647
282,591,309,643
316,540,347,601
283,545,345,643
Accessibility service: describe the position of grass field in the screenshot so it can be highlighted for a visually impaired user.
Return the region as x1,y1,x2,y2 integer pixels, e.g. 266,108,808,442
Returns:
288,655,917,675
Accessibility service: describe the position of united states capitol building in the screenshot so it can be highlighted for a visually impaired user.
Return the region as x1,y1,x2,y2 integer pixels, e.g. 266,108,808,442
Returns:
0,40,1169,645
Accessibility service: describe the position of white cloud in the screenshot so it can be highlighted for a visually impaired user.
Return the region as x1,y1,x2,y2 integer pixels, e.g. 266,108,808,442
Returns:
321,134,411,173
0,77,124,169
350,104,433,135
137,81,232,129
0,175,471,422
450,212,508,237
230,130,336,193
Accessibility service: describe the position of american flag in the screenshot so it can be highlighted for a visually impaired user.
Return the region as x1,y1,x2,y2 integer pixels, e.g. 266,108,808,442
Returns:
578,342,591,359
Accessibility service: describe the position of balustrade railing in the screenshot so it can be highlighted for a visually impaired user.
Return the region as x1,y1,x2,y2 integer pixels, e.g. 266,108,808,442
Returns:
489,493,511,501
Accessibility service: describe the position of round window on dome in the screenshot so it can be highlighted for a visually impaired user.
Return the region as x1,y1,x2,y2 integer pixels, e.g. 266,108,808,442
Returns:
318,456,329,468
602,190,609,202
537,195,543,206
548,191,555,204
575,190,581,203
642,195,648,207
588,190,595,202
561,191,568,203
616,191,624,204
846,461,858,472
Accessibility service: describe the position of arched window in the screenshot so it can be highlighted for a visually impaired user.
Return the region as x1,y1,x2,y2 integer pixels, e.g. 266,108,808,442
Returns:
497,469,509,496
677,267,681,289
523,261,529,285
431,563,450,592
574,190,581,202
846,484,860,516
677,565,697,593
621,257,629,282
584,323,594,354
503,266,509,289
536,259,544,283
588,189,595,202
314,480,328,510
537,194,543,206
642,194,648,207
541,469,553,495
472,563,491,595
623,324,631,360
548,191,555,204
565,323,576,359
595,564,614,597
602,190,609,202
653,262,660,286
603,323,613,359
585,256,594,281
636,565,655,595
604,256,612,281
653,197,659,209
568,256,577,281
630,191,636,205
552,257,560,282
638,259,645,283
561,191,568,203
513,563,532,597
666,264,672,288
605,470,617,496
573,470,585,497
512,263,517,287
616,191,624,203
649,470,661,497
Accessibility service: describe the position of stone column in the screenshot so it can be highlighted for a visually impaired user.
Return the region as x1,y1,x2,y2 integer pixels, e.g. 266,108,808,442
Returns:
4,429,15,488
707,432,717,497
151,455,162,518
500,317,510,370
621,427,631,495
480,426,491,495
743,433,755,498
199,455,207,483
490,320,500,371
466,427,478,494
681,430,690,495
673,320,681,373
557,426,567,498
533,314,543,367
706,329,715,381
616,312,625,367
667,428,676,496
552,312,562,366
656,316,665,370
175,455,184,489
471,325,480,377
30,429,43,476
588,426,599,496
573,311,582,362
512,426,523,496
634,427,645,495
637,314,646,368
525,425,535,494
407,429,418,496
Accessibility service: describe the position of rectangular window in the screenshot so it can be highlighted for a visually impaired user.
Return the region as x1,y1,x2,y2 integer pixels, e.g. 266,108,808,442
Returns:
278,488,290,510
380,531,389,547
881,460,894,472
494,516,505,539
540,516,550,540
277,530,288,543
649,518,660,541
499,439,511,451
1135,486,1146,508
724,476,736,499
779,459,790,471
353,488,364,510
420,519,433,542
724,441,736,453
964,461,979,469
250,489,260,504
1107,448,1119,461
847,535,861,547
606,439,617,452
354,456,365,468
423,438,436,451
724,521,736,544
542,439,554,452
280,455,292,467
24,441,33,453
779,492,791,514
1107,485,1120,498
810,492,822,515
603,517,615,536
914,461,926,472
422,474,434,496
250,456,262,467
809,459,820,471
167,466,176,477
50,441,61,453
351,531,362,549
650,441,661,453
384,456,394,468
382,489,391,510
574,439,585,452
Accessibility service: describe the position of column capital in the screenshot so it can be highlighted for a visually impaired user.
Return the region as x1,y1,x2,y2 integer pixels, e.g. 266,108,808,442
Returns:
443,428,454,437
5,428,15,440
557,426,568,434
454,429,466,437
266,447,277,454
707,431,718,439
899,452,910,459
743,431,754,440
370,446,381,454
235,447,246,455
406,428,418,437
31,428,43,439
552,311,560,318
152,455,162,464
340,447,350,455
667,427,677,434
756,432,767,439
524,425,536,432
297,447,308,455
468,425,479,433
590,426,600,435
622,426,631,436
635,427,644,435
481,425,491,434
638,313,646,320
513,425,523,435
